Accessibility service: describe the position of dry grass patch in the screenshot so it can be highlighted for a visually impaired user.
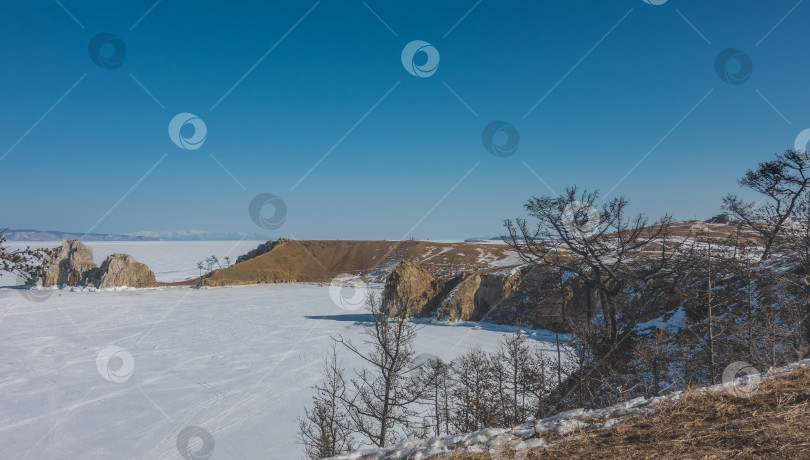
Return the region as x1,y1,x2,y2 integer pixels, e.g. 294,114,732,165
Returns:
445,366,810,459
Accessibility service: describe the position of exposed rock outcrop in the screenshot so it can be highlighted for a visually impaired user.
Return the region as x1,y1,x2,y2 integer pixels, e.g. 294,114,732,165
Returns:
235,238,287,264
382,261,595,330
34,240,156,288
381,262,448,317
91,254,156,288
436,268,524,322
35,239,98,287
382,258,705,332
436,273,481,321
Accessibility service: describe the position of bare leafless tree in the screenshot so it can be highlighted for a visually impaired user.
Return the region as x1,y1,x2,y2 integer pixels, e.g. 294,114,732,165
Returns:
523,345,553,419
786,191,810,271
204,255,221,272
0,230,50,282
413,357,451,437
627,328,675,398
492,331,534,425
298,344,354,459
449,346,498,433
722,149,810,262
337,294,423,448
504,186,673,347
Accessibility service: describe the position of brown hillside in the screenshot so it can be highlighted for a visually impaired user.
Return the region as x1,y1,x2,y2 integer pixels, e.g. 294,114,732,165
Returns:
163,219,759,288
184,239,517,287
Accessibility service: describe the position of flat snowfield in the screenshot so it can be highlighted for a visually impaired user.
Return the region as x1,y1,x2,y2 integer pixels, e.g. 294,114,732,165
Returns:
1,260,561,459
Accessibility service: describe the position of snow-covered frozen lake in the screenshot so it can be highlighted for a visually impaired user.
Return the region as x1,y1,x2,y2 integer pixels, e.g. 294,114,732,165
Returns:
0,242,562,459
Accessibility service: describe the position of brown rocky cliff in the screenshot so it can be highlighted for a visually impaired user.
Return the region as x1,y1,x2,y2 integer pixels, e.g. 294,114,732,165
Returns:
435,268,528,322
381,262,449,317
436,273,481,321
382,262,597,330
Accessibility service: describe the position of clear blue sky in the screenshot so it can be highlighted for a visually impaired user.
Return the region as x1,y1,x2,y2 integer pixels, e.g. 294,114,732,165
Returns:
1,0,808,240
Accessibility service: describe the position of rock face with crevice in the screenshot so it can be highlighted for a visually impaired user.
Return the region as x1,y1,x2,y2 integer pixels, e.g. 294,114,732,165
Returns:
381,262,515,322
34,240,156,288
435,269,525,322
35,239,98,287
381,262,447,317
381,261,595,330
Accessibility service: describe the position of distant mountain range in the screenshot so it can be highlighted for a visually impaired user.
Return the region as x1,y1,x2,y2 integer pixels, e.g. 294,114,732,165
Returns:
3,229,513,243
2,229,268,242
127,230,267,241
464,235,512,243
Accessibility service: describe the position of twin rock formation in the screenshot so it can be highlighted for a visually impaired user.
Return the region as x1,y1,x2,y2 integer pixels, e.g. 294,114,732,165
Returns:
34,240,156,288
